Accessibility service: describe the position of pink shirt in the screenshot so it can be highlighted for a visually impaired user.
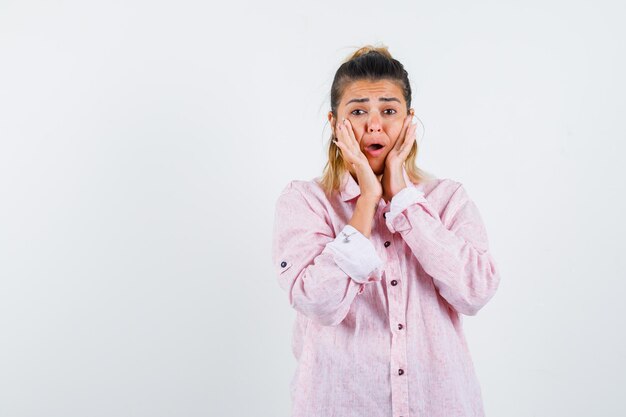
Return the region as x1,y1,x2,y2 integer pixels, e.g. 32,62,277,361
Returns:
271,166,501,417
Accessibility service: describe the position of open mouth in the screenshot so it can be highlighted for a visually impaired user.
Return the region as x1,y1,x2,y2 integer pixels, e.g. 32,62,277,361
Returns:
364,143,385,157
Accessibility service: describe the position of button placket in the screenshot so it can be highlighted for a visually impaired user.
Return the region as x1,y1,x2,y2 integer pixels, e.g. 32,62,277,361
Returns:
375,209,409,417
385,238,410,417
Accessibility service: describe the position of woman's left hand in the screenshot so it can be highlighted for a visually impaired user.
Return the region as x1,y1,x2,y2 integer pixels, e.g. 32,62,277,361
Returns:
381,114,417,203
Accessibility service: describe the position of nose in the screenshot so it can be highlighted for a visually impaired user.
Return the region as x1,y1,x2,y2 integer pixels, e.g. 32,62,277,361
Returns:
367,113,382,133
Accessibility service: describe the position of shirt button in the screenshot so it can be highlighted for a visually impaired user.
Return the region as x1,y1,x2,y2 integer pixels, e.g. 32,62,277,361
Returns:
384,241,391,247
398,323,403,330
280,261,287,268
391,279,398,286
398,368,404,375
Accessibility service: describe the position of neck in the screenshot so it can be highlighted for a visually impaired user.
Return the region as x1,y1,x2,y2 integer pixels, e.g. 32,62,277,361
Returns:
349,170,384,184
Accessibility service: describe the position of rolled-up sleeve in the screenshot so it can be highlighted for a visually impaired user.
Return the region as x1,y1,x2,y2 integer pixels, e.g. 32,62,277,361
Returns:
272,182,383,326
323,224,383,284
385,186,428,225
384,182,501,316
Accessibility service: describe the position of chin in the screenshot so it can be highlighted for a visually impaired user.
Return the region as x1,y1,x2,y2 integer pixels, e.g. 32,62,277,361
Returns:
370,163,385,176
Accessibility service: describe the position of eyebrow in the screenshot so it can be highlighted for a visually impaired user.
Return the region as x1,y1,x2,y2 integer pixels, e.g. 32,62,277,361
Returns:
345,97,402,105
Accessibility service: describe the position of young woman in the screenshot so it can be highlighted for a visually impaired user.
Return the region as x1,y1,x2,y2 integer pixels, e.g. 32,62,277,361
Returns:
272,45,501,417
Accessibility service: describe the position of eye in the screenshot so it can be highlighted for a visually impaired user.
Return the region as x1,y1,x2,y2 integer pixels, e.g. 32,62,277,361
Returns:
383,109,397,115
351,109,366,116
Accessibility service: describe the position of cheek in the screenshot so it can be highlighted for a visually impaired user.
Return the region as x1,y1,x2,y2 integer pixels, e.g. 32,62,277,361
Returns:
347,118,366,141
386,124,403,143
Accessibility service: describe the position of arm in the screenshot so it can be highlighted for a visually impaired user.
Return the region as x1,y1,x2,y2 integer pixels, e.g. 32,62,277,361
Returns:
385,182,501,316
272,182,383,326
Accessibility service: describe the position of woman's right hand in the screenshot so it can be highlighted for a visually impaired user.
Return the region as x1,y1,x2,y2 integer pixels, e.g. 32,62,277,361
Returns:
334,119,383,204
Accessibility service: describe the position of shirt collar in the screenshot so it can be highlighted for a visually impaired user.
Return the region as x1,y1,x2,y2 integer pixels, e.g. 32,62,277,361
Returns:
339,165,414,202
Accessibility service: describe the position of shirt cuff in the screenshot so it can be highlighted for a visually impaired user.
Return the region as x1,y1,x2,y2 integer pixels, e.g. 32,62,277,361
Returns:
385,186,427,226
322,224,384,284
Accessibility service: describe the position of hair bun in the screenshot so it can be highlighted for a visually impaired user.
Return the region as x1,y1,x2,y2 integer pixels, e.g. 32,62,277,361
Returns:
345,44,393,62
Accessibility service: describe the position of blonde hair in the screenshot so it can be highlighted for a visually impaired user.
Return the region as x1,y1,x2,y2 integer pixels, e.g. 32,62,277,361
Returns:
318,44,434,199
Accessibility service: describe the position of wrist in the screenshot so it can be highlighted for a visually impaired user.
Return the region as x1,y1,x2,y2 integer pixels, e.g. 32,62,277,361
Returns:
384,161,403,174
381,168,407,203
356,195,379,211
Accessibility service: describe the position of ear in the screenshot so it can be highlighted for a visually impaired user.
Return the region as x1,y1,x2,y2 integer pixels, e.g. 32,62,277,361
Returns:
409,108,415,117
328,111,337,136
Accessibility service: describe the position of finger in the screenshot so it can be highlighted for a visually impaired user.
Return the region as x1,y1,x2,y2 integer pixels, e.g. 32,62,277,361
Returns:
334,133,358,164
334,125,349,154
341,119,365,159
399,123,417,156
336,122,356,158
394,115,412,151
343,119,359,147
335,122,349,150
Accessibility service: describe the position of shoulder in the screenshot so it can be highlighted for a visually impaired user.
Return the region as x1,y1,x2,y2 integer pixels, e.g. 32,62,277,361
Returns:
275,177,331,211
278,177,326,198
417,176,476,216
416,176,463,198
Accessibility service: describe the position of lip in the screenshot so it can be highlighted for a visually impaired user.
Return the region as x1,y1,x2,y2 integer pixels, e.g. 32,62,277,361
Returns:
364,144,385,157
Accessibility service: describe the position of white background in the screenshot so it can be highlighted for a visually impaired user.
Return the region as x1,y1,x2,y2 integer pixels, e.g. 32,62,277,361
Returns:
1,0,625,416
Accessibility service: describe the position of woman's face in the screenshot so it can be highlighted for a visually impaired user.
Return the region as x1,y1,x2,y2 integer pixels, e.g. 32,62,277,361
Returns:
329,79,413,176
